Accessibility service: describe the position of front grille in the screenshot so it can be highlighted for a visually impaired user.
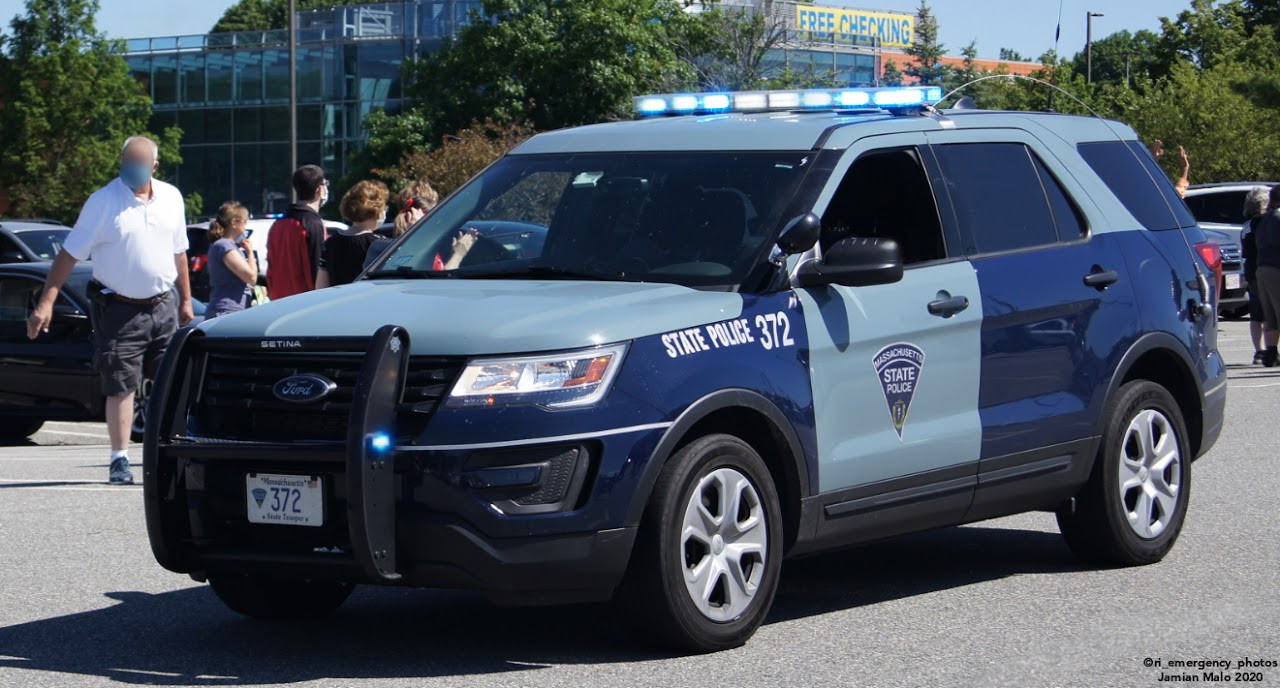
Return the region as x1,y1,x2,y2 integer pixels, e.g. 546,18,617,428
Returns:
190,352,461,443
1221,243,1242,266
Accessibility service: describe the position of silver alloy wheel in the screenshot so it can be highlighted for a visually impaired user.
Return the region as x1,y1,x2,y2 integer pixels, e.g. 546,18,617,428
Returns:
680,467,768,622
1118,408,1182,539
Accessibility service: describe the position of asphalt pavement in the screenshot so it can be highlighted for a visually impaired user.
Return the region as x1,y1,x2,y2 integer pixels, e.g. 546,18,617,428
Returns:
0,319,1276,687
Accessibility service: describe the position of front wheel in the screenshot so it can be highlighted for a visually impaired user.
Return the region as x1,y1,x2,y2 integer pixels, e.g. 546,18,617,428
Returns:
208,573,355,619
619,434,783,653
1057,380,1191,566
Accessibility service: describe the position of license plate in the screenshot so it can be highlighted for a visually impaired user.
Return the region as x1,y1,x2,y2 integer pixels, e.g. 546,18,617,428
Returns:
1225,274,1242,290
246,473,323,527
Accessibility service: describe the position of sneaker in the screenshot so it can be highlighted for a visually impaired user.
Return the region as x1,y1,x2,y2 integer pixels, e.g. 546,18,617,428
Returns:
108,457,135,485
1264,351,1280,368
1254,351,1266,365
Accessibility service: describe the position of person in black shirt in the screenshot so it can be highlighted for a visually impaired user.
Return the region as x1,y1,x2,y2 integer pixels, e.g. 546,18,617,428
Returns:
316,180,389,288
266,165,330,299
1252,185,1280,367
1241,186,1271,364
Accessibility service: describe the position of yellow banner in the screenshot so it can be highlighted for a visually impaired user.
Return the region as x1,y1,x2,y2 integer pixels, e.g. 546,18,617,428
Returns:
795,6,915,49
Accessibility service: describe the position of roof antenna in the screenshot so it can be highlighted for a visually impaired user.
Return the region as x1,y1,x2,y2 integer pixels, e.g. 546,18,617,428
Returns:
1048,0,1064,112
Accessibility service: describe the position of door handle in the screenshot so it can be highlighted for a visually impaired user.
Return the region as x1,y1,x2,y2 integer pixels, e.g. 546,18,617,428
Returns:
1083,269,1119,289
927,295,969,317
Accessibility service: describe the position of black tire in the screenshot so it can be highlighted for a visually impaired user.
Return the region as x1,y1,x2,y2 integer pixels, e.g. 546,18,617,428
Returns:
0,419,44,443
618,434,783,653
1057,380,1191,566
208,573,355,619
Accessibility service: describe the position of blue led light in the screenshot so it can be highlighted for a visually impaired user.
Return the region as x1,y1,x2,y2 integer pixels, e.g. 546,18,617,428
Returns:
633,86,938,116
702,93,731,111
370,433,392,452
874,88,925,106
636,97,667,114
670,95,699,112
802,91,834,108
836,90,871,107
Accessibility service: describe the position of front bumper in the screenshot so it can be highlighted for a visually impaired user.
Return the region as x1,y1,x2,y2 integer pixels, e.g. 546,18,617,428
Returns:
143,327,646,604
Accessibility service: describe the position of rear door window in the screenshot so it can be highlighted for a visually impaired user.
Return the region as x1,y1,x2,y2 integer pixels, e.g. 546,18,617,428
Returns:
1077,140,1197,231
931,143,1063,255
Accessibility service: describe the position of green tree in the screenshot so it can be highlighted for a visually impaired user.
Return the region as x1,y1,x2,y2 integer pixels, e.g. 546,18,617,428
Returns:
683,1,792,91
1071,29,1160,87
903,0,949,85
1152,0,1249,73
211,0,368,33
998,47,1026,62
0,0,184,224
406,0,695,136
943,40,979,93
346,0,697,193
881,59,904,86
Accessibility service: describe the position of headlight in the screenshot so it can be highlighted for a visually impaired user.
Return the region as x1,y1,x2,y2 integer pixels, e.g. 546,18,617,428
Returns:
446,344,627,409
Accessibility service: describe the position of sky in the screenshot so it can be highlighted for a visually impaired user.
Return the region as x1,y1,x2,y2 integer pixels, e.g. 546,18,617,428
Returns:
0,0,1195,61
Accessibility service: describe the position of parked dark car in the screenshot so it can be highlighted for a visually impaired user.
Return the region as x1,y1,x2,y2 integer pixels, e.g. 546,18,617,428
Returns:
0,261,204,443
0,219,72,264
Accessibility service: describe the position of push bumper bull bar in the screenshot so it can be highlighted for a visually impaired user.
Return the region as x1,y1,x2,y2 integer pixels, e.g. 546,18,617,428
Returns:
143,325,412,583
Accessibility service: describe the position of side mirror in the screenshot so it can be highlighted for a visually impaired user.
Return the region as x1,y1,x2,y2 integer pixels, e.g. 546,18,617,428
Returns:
0,251,26,264
775,213,821,255
795,237,904,288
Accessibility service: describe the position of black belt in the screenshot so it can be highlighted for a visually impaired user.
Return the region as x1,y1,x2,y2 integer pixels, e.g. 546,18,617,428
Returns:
108,291,171,307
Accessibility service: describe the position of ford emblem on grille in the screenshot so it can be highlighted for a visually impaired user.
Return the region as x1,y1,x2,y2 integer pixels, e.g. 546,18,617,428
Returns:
272,374,337,403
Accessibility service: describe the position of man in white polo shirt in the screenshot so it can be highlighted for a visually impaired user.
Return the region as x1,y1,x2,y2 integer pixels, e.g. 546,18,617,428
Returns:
26,135,194,484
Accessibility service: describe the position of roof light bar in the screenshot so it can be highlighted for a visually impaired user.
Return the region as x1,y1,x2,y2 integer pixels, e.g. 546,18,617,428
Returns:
632,86,943,117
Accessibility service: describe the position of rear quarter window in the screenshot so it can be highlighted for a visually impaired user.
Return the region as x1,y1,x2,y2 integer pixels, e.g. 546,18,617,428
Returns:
1076,141,1197,231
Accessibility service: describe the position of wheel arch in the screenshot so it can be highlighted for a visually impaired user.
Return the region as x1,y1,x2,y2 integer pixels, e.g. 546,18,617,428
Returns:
628,389,811,553
1106,333,1205,459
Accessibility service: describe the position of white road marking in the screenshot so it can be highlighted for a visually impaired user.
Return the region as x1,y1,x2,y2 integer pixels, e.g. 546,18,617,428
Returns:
35,429,112,439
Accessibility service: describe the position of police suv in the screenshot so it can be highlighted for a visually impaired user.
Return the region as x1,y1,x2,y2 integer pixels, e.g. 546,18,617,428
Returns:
144,86,1226,652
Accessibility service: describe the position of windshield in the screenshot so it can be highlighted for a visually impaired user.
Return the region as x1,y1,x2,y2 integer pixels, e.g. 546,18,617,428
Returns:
369,151,813,288
13,229,69,259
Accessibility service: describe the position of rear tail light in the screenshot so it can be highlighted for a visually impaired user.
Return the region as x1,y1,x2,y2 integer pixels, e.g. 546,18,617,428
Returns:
191,255,208,272
1195,241,1222,302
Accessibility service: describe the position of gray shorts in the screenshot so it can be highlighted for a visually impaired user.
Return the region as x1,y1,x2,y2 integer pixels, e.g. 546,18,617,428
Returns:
91,296,179,398
1254,266,1280,332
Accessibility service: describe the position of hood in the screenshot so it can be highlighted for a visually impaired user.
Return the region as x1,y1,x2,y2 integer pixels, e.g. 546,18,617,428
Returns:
197,279,743,356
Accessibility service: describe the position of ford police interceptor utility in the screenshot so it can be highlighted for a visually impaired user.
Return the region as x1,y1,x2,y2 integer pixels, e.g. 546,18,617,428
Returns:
144,85,1226,652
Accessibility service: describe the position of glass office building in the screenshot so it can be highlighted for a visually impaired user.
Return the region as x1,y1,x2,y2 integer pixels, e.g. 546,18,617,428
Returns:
124,1,881,217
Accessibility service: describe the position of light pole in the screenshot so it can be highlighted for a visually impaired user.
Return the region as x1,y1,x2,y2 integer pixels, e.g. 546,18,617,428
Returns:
288,0,298,201
1086,11,1104,84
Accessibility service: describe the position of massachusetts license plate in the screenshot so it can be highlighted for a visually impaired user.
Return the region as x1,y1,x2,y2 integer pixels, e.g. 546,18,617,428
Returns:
246,473,323,527
1225,274,1242,290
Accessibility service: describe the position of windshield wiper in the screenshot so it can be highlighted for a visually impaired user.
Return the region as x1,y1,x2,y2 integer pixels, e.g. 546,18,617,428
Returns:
364,265,455,280
455,264,624,281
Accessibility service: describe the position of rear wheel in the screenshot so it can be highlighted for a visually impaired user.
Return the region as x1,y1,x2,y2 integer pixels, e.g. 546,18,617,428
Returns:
1057,380,1191,566
0,419,44,443
619,434,782,652
208,573,355,619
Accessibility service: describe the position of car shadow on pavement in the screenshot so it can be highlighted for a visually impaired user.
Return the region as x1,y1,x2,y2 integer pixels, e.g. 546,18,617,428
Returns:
0,525,1081,684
